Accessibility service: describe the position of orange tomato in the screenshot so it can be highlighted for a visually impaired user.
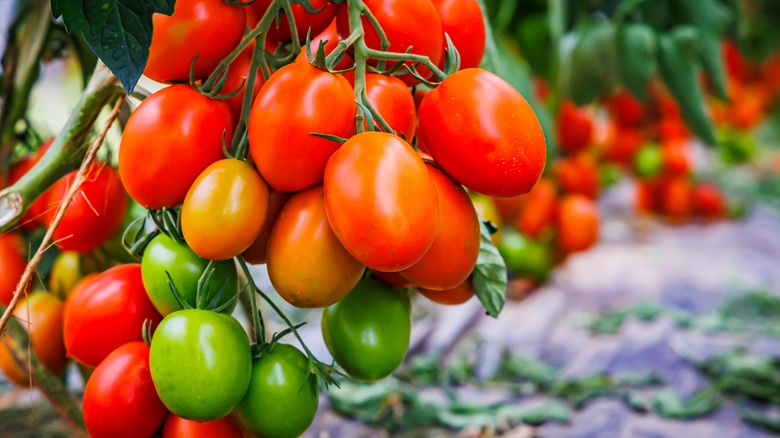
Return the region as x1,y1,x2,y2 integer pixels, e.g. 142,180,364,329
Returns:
554,153,599,199
661,140,692,176
372,271,414,288
659,176,694,220
515,178,557,239
557,194,599,252
418,278,475,305
0,233,28,306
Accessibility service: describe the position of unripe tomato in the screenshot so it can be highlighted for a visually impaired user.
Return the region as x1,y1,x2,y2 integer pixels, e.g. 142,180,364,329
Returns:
554,154,599,199
661,140,692,176
0,291,66,386
365,73,416,140
515,178,557,240
418,69,546,197
400,164,479,290
497,230,552,282
606,90,646,128
322,277,411,381
242,190,290,265
43,163,127,253
150,310,251,421
557,100,593,154
235,344,318,438
0,233,28,306
145,0,246,82
431,0,486,70
8,138,53,230
49,252,82,300
163,414,245,438
120,85,233,209
372,270,413,288
182,159,269,261
693,182,726,219
221,44,266,123
248,0,336,43
249,62,355,192
470,193,502,244
633,144,664,178
83,342,167,438
557,194,599,253
659,176,694,220
63,264,162,368
418,278,475,306
324,132,439,272
337,0,443,85
142,234,238,316
268,185,365,308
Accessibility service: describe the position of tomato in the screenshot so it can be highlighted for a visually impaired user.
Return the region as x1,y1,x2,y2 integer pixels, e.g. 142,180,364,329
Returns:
635,179,659,213
470,193,502,244
248,0,336,43
142,234,238,316
492,195,527,224
554,154,599,199
557,100,593,154
102,200,148,264
658,176,694,220
83,342,167,438
515,177,557,240
295,19,355,77
365,73,416,140
235,344,318,438
372,270,413,287
431,0,485,70
0,233,27,306
243,190,290,265
723,39,752,81
8,139,53,230
221,44,266,123
0,291,66,386
163,414,245,438
63,264,162,367
606,90,646,128
602,127,644,164
400,164,479,290
418,278,475,305
657,117,689,144
418,69,546,197
145,0,246,82
267,185,364,308
182,159,269,261
120,85,233,209
497,230,552,282
633,144,664,178
337,0,443,85
324,132,438,272
693,182,726,219
150,310,251,421
43,163,127,252
661,140,692,176
49,251,82,300
249,62,355,193
557,194,599,253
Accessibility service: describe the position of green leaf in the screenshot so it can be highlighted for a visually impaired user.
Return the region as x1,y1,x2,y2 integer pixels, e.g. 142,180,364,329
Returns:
698,31,729,101
496,399,571,425
653,386,721,419
616,24,656,101
739,405,780,434
672,0,732,35
53,0,176,93
472,221,507,318
566,21,618,105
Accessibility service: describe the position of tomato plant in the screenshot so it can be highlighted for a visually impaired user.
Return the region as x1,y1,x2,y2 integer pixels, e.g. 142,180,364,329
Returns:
248,0,336,43
364,73,416,140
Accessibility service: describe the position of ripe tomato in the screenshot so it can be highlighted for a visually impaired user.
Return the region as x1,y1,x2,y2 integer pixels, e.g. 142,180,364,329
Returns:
602,127,644,164
337,0,443,85
693,182,726,219
43,163,127,253
221,44,266,123
249,62,355,192
163,414,245,438
633,144,664,178
635,179,660,214
431,0,486,70
498,230,552,282
120,85,233,209
8,139,53,230
418,278,475,305
0,233,27,306
0,291,66,386
182,159,269,260
248,0,336,43
63,264,162,367
661,140,692,176
267,185,364,308
142,234,238,316
235,344,318,438
418,69,546,197
557,194,599,253
557,100,593,154
515,177,557,239
242,190,289,265
324,132,439,272
492,195,527,224
554,154,599,199
150,310,251,421
372,270,413,287
145,0,246,82
400,164,479,290
365,73,416,140
659,176,694,220
606,90,646,127
322,277,411,381
657,117,689,144
83,342,167,438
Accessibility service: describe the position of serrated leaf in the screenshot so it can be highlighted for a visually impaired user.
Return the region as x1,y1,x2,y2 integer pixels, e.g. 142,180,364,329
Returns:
473,221,507,318
616,24,656,101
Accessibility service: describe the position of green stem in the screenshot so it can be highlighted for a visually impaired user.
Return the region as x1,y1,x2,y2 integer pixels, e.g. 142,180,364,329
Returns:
347,0,369,133
365,48,447,81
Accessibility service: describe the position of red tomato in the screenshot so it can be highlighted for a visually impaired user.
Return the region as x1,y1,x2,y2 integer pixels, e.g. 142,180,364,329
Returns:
492,195,527,223
0,233,27,306
606,90,646,128
557,100,593,154
247,0,336,43
400,164,479,290
635,180,658,214
657,117,689,144
418,278,474,305
601,126,644,164
431,0,485,70
221,44,266,123
145,0,246,82
515,177,557,239
83,342,167,438
120,85,233,209
372,271,414,288
8,139,53,230
337,0,443,86
557,194,599,253
324,132,439,272
162,414,245,438
63,264,162,368
659,176,694,220
723,39,752,82
554,154,599,199
365,73,416,140
418,69,546,197
243,190,290,265
693,182,726,219
249,63,355,192
661,140,692,176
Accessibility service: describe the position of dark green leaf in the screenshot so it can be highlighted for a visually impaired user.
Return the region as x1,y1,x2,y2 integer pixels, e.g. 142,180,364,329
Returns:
566,21,618,105
653,386,721,419
739,405,780,433
672,0,732,35
699,31,729,101
616,24,656,101
472,221,507,318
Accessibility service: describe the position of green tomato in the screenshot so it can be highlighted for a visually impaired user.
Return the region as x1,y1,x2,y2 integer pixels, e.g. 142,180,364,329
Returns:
141,233,238,316
235,344,318,438
599,163,623,188
632,144,663,178
150,310,251,421
322,277,411,381
497,229,552,282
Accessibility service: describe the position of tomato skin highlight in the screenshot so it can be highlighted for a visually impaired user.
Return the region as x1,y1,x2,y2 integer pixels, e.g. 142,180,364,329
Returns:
248,0,336,43
249,62,356,193
83,342,168,438
235,344,319,438
182,159,269,261
145,0,246,82
0,233,28,306
418,69,546,197
324,132,439,272
120,85,233,209
418,278,475,306
63,264,162,368
162,414,245,438
365,73,416,140
431,0,486,70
